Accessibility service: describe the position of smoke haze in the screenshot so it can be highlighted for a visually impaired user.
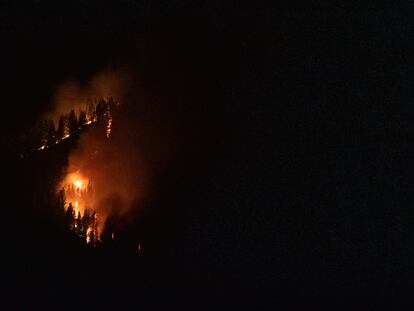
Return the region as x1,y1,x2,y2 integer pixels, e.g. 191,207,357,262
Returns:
44,68,132,124
55,22,235,235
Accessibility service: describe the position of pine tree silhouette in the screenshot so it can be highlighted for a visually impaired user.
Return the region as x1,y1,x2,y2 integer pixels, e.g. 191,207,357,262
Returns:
68,110,79,137
78,111,87,130
57,116,66,141
46,121,57,147
65,203,74,230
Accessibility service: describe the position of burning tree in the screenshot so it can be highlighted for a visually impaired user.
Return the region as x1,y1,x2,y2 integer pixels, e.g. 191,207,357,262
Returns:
60,175,99,246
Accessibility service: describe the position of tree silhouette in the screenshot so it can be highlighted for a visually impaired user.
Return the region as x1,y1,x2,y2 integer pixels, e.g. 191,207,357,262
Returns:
65,203,74,229
54,189,67,225
46,121,57,147
68,110,79,137
92,212,98,245
107,96,116,112
96,99,107,123
74,211,82,235
81,208,93,240
87,102,96,122
35,120,49,148
78,111,87,130
57,116,66,141
57,189,66,211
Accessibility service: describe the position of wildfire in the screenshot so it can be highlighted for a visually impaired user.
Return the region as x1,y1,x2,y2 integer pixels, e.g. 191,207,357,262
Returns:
64,172,89,192
26,81,125,246
33,96,117,154
35,117,99,152
54,103,118,244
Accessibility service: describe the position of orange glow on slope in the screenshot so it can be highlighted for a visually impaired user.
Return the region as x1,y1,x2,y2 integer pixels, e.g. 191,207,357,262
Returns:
60,172,91,215
59,171,99,244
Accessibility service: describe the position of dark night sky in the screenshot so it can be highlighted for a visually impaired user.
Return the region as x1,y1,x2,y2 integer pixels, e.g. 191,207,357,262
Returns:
2,1,414,307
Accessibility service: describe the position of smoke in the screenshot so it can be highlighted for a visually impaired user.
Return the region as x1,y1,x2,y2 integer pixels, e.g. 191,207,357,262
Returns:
54,21,234,238
57,65,200,235
64,120,148,231
44,68,132,124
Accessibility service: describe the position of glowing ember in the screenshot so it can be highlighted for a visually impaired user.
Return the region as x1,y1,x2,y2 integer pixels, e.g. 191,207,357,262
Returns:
86,227,93,244
37,145,46,150
106,117,112,139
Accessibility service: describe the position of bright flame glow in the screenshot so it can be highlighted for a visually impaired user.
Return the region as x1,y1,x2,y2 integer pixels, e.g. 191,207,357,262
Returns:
59,171,99,244
60,171,90,214
74,180,83,189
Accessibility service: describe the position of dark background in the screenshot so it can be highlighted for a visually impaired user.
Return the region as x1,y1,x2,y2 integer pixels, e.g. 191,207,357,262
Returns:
2,1,414,308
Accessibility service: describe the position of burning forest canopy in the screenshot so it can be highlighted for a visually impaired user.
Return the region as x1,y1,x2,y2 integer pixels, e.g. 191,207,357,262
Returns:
16,88,151,248
17,49,231,248
5,20,241,296
23,96,123,245
14,64,143,246
1,7,289,301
